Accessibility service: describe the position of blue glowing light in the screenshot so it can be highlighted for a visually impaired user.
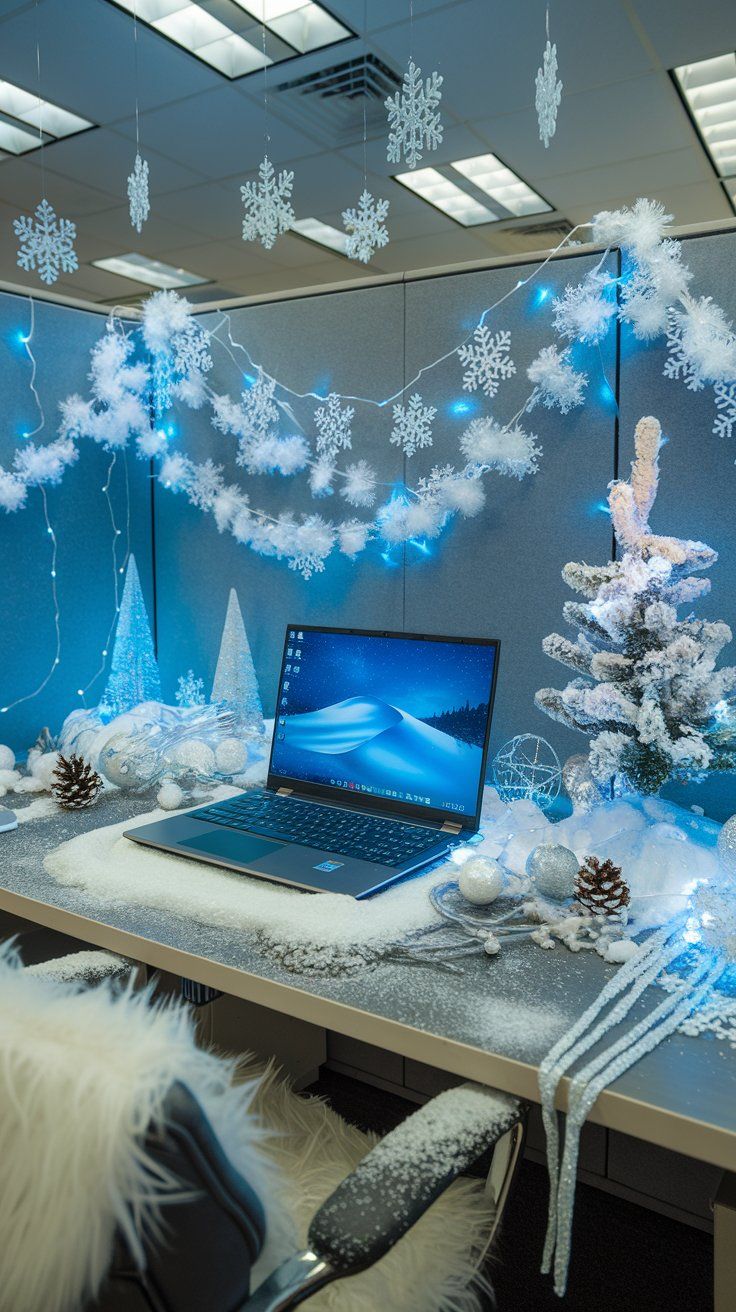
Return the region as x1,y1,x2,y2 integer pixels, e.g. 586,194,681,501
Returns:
599,381,616,407
380,549,399,567
535,286,551,306
242,372,256,387
166,424,176,437
410,538,431,555
448,398,475,418
14,329,30,348
591,500,611,517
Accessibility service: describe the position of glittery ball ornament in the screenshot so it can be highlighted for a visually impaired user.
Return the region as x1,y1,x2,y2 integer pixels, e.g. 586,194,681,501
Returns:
692,877,736,962
215,736,247,775
99,732,162,792
157,780,184,811
526,843,579,901
717,815,736,878
458,856,505,905
0,745,15,772
562,753,603,813
492,734,561,811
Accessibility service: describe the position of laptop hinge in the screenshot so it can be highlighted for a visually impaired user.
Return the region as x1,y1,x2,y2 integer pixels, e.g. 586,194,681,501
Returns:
441,820,463,834
277,787,294,796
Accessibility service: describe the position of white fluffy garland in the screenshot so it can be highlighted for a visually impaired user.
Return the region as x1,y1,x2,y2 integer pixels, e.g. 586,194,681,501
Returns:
3,200,736,576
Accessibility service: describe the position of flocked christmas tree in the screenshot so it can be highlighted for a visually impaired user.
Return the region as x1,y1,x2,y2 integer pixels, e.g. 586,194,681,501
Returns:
536,415,736,795
100,554,161,719
210,588,264,737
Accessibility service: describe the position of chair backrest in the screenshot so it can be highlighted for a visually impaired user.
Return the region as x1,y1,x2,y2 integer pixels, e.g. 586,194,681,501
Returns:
89,1083,266,1312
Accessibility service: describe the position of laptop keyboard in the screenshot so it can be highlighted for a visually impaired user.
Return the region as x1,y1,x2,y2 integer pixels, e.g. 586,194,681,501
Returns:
190,791,447,868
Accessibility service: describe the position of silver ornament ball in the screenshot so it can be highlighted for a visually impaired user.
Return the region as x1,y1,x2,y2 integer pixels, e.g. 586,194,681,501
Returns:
458,856,505,905
717,815,736,878
526,842,579,901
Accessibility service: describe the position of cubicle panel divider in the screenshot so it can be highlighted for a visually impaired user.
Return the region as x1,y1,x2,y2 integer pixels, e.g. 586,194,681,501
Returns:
0,291,154,756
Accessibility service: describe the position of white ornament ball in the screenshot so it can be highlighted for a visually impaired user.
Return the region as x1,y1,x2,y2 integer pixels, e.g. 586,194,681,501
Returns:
0,745,15,772
526,843,579,901
717,815,736,878
215,737,247,775
169,739,216,778
157,781,185,811
31,750,60,790
458,856,505,905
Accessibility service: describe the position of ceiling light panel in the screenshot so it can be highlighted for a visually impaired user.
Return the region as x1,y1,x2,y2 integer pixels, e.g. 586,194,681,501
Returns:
452,154,551,218
394,168,497,226
92,253,209,289
0,79,93,155
291,217,348,253
107,0,352,78
674,53,736,178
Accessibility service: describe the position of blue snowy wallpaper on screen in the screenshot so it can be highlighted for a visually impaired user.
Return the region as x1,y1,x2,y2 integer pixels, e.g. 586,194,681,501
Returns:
269,630,497,815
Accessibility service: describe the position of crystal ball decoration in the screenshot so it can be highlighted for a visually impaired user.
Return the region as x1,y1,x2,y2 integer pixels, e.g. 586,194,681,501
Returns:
492,734,562,812
526,843,579,901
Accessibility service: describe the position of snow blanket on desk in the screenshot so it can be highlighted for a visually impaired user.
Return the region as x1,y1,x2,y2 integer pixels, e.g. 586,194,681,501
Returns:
42,788,449,975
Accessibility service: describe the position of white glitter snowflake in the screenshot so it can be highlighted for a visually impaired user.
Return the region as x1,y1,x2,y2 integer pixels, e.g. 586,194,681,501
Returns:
390,393,437,457
175,670,205,706
241,156,295,251
663,311,705,391
458,326,516,397
714,382,736,439
127,152,150,234
535,39,562,148
14,198,78,286
342,189,390,264
242,369,280,440
416,463,455,497
314,393,354,459
187,459,223,510
287,515,335,580
173,320,212,379
385,60,443,170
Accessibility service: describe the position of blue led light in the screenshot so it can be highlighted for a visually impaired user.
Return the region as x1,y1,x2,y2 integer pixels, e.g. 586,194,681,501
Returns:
535,286,551,306
380,549,399,567
166,424,176,437
14,329,30,348
591,500,611,517
599,380,616,406
410,537,431,555
448,398,475,417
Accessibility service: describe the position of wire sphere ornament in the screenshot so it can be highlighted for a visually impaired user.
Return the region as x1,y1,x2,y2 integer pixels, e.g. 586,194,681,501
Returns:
492,733,561,811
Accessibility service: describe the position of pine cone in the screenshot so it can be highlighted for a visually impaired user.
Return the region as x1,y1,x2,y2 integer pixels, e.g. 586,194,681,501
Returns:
51,754,103,810
575,855,630,917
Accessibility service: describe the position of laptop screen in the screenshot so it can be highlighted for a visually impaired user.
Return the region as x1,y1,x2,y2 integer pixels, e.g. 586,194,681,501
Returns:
268,627,499,826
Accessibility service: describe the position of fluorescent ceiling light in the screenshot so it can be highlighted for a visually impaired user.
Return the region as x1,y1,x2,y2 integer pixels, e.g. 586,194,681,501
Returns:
108,0,352,77
394,168,497,226
451,154,551,217
291,217,348,253
92,253,209,289
674,53,736,178
0,79,93,154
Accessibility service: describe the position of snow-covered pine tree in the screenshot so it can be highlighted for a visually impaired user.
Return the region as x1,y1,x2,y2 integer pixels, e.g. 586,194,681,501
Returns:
535,415,736,795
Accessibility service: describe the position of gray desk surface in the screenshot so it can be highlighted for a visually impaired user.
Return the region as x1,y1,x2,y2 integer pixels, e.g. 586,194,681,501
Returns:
2,792,735,1171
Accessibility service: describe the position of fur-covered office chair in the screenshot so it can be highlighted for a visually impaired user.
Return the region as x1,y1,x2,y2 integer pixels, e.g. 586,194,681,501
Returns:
1,936,525,1312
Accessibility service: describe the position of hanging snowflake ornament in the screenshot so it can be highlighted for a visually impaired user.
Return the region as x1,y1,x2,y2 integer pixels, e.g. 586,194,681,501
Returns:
714,382,736,440
458,325,516,397
241,156,295,251
127,152,150,234
314,393,354,460
391,393,437,457
242,370,279,440
535,36,562,148
14,198,78,287
385,60,443,170
175,670,206,707
342,189,390,264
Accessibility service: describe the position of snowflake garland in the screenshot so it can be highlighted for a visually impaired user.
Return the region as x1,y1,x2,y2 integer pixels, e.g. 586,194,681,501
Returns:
175,670,205,706
390,393,437,457
385,60,443,170
241,156,295,251
14,198,78,287
458,326,516,397
314,393,354,460
127,153,150,234
342,190,390,264
714,382,736,440
535,38,562,148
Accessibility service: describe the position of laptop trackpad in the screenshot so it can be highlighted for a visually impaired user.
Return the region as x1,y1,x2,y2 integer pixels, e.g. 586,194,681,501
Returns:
178,831,284,864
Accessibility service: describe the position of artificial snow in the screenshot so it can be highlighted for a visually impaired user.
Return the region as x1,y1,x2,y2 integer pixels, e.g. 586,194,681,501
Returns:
25,950,131,984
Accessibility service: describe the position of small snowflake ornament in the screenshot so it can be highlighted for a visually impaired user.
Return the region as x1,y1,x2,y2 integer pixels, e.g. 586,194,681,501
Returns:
342,189,390,264
314,393,354,460
714,381,736,440
458,325,516,397
241,156,295,250
14,198,78,286
242,369,279,439
390,393,437,457
535,27,562,148
386,60,443,170
175,670,205,707
128,152,150,234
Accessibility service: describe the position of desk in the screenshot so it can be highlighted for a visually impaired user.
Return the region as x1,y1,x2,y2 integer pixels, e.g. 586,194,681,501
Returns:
2,792,735,1306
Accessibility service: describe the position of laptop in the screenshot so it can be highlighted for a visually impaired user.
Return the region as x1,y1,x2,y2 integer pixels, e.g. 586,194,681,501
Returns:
124,626,500,899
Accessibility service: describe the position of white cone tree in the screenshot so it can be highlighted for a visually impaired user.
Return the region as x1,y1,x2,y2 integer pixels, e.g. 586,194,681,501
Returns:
536,415,736,795
210,588,264,737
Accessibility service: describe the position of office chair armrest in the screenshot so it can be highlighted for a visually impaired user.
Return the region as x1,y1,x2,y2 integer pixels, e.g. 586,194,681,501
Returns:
307,1083,524,1276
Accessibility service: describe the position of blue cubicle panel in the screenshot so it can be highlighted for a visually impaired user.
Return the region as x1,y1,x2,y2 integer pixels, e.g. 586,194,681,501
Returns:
618,230,736,821
152,283,407,712
0,291,154,756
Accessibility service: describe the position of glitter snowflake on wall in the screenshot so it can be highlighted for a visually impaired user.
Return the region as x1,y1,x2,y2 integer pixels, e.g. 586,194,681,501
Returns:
457,326,516,397
314,393,354,459
243,369,280,440
714,382,736,439
173,320,212,380
14,198,78,286
241,156,295,251
128,153,150,234
535,38,562,148
175,670,206,706
385,60,443,170
342,190,390,264
390,393,437,457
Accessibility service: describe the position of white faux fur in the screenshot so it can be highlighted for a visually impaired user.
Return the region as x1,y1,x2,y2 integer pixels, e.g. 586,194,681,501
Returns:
0,941,292,1312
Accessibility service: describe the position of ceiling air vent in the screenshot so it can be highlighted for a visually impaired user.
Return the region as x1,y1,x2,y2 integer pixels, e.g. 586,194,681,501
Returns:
494,219,573,254
275,53,401,147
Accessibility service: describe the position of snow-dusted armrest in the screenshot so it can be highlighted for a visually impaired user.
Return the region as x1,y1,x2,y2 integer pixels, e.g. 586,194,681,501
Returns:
307,1084,524,1275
